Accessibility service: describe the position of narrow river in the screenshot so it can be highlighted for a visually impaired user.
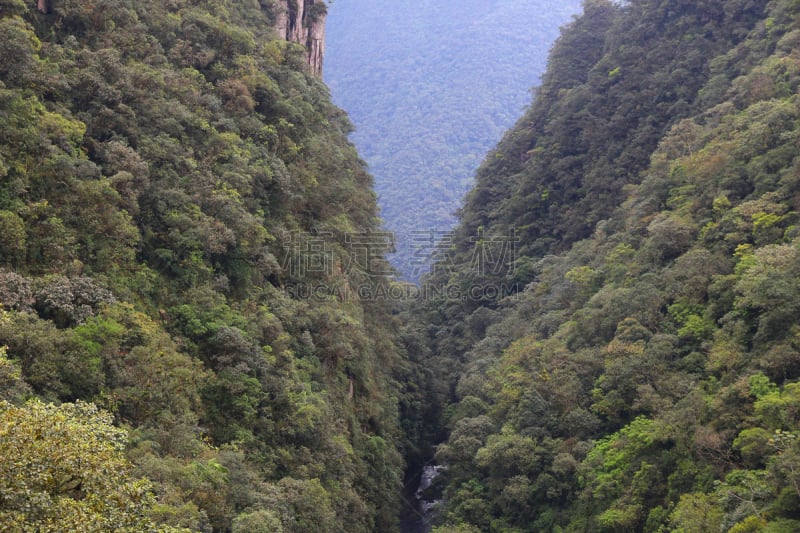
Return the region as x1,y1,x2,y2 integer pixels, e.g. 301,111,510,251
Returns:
400,465,444,533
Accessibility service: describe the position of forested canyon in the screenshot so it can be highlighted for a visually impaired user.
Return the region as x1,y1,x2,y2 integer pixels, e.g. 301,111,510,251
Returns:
323,0,581,280
1,1,800,532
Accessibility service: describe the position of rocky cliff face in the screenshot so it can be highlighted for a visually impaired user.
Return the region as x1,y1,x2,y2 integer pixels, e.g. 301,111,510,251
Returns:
274,0,326,77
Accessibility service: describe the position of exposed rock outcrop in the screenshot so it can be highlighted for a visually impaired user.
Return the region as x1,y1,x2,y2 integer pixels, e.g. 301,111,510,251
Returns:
274,0,327,77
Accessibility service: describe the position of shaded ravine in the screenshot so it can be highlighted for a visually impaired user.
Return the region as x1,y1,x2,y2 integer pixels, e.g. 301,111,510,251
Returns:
401,465,445,533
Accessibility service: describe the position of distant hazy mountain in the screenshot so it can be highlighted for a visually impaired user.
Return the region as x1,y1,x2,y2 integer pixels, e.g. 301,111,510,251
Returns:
324,0,582,280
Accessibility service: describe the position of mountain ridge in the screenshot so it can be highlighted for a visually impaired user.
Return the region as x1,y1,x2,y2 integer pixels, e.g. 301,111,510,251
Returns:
408,1,800,531
0,0,405,530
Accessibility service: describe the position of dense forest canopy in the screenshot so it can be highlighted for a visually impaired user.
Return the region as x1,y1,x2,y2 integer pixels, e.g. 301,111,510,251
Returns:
0,0,406,531
3,0,800,532
324,0,581,280
407,0,800,531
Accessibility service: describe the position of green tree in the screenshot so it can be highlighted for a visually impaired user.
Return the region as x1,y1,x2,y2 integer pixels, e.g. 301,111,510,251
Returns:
668,493,724,533
0,399,186,532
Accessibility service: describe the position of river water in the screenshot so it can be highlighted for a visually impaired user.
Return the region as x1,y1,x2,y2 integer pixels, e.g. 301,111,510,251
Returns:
400,465,444,533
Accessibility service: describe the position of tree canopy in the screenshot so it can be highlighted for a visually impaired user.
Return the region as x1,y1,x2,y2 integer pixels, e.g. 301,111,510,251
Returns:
408,0,800,530
0,1,404,530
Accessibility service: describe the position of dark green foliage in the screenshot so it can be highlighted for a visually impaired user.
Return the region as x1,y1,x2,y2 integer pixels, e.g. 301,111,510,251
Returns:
413,0,800,531
0,1,405,531
5,0,800,530
460,0,768,263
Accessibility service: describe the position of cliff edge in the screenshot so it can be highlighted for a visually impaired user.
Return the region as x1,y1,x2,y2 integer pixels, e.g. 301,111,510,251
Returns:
274,0,326,77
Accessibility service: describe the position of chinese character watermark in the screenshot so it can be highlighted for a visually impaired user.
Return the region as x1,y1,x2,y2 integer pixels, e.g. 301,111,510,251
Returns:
345,231,395,276
283,231,334,277
281,228,522,302
468,228,519,276
410,229,455,278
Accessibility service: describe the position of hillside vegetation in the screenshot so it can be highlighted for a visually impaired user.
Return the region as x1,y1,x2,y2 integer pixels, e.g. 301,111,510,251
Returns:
324,0,581,280
410,0,800,531
0,0,405,531
5,0,800,532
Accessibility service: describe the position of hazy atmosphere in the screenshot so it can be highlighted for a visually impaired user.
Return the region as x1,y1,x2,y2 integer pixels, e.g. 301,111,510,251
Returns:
2,1,799,532
325,0,581,279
